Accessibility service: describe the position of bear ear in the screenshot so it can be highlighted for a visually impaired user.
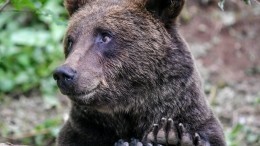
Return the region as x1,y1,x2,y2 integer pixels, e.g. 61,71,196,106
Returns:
145,0,185,25
64,0,90,16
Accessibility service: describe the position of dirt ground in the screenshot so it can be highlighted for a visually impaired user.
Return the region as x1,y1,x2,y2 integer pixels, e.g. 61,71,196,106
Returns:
0,1,259,145
180,0,260,145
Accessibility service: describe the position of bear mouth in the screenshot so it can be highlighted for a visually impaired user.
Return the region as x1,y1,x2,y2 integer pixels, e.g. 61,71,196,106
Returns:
64,88,96,97
63,85,100,100
67,90,98,106
66,91,93,96
60,84,100,97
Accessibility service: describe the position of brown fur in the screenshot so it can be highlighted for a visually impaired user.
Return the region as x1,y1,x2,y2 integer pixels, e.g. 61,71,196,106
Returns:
54,0,226,145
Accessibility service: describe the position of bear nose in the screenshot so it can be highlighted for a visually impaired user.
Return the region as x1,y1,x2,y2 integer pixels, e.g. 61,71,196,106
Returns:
53,66,76,82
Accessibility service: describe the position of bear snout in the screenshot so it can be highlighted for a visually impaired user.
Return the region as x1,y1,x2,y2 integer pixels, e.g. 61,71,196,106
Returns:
53,65,77,93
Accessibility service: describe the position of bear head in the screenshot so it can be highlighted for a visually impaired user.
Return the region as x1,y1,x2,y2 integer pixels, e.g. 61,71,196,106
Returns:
53,0,191,113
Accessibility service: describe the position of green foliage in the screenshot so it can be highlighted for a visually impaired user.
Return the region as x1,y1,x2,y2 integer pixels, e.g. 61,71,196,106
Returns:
243,0,251,5
218,0,226,11
5,117,63,146
218,0,252,10
226,124,260,146
226,124,243,146
0,0,67,94
31,117,62,146
0,1,66,144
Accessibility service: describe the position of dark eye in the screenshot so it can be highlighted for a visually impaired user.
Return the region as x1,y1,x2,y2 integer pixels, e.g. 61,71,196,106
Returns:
66,36,73,54
97,32,112,44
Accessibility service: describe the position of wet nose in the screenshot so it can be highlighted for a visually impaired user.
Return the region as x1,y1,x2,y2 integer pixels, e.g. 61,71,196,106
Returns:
53,66,76,82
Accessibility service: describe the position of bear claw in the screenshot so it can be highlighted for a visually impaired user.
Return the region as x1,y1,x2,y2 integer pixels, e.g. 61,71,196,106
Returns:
146,118,210,146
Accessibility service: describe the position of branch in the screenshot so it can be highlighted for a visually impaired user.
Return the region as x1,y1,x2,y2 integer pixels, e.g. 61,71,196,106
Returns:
0,0,11,12
3,129,51,140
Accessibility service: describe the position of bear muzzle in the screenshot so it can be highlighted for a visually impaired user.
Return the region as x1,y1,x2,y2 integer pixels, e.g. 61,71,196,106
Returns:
53,65,103,99
53,65,78,94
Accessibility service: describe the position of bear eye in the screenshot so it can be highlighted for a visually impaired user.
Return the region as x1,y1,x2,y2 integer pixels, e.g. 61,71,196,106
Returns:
97,32,112,44
66,36,73,53
102,34,111,43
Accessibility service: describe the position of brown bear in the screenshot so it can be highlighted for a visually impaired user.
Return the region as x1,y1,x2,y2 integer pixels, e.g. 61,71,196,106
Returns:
53,0,226,145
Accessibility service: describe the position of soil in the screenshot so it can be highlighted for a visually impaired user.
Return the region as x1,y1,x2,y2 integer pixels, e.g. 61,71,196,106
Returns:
180,1,260,145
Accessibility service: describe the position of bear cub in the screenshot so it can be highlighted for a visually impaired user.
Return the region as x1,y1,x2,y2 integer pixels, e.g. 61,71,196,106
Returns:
53,0,226,145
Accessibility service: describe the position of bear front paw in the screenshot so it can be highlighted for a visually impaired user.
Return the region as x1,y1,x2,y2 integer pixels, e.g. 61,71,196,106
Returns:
114,138,154,146
145,118,210,146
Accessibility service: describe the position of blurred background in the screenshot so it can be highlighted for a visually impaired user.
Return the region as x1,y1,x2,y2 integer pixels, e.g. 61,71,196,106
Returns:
0,0,259,145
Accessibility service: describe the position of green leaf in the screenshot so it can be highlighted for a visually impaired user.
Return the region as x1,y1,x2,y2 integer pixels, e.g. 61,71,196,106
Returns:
35,134,44,146
0,78,14,92
247,133,258,143
11,0,36,10
0,0,65,94
256,96,260,104
0,0,6,3
243,0,251,5
17,53,30,67
230,124,243,136
10,29,50,47
50,126,60,137
43,94,59,109
15,71,30,84
218,0,225,11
